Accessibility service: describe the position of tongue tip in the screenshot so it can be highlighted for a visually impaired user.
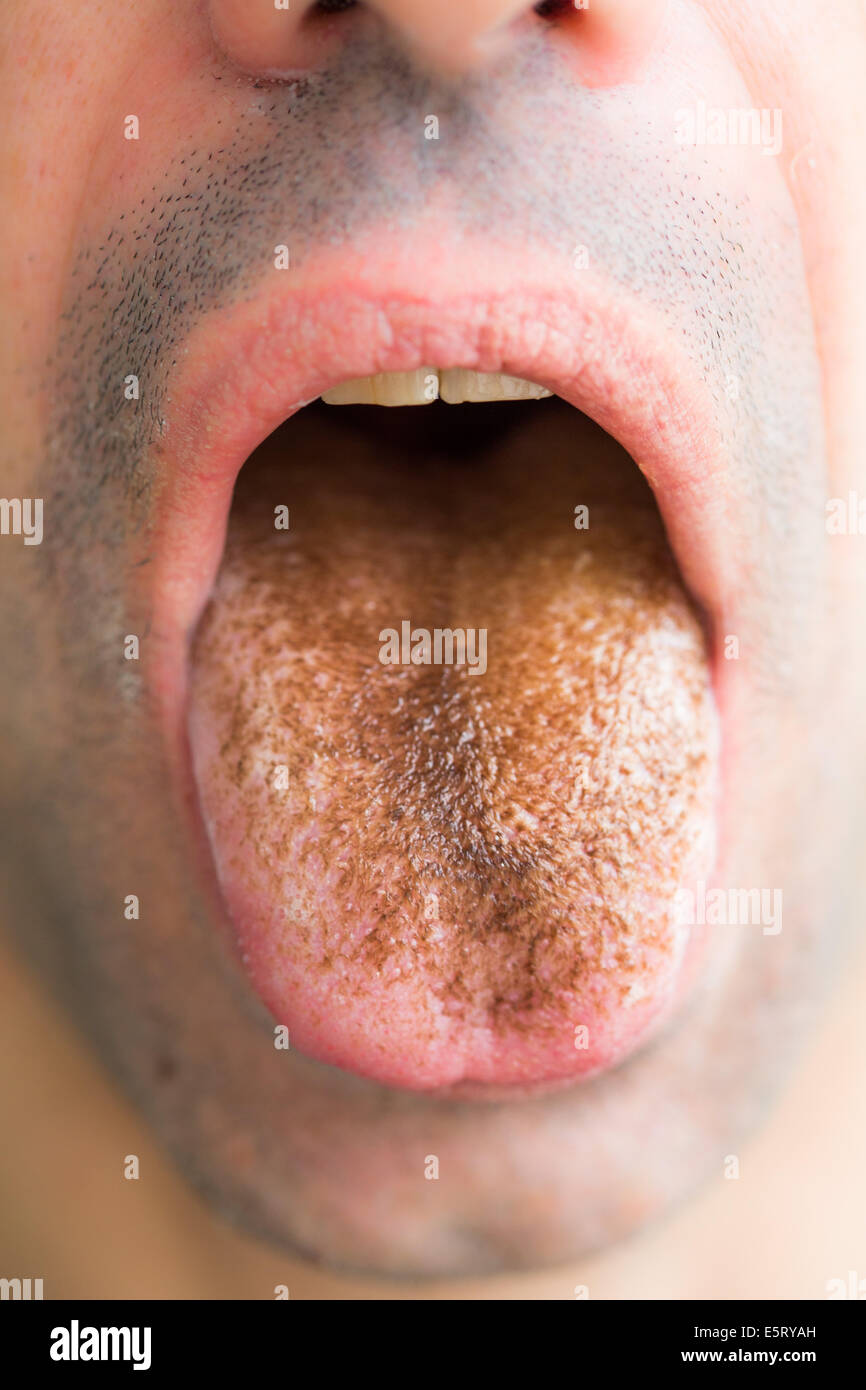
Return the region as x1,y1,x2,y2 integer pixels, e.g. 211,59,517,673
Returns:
250,928,697,1095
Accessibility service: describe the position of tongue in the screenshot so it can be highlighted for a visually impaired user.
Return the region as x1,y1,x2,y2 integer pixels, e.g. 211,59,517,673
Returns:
188,399,718,1091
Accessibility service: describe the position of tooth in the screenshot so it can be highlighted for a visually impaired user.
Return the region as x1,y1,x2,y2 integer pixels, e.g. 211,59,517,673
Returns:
322,368,439,406
321,368,553,406
439,370,552,404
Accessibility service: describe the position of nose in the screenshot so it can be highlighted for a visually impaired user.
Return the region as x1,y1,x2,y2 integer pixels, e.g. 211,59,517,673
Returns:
208,0,665,81
210,0,535,75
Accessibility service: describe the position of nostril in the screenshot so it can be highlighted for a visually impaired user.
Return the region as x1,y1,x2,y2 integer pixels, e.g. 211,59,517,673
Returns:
533,0,665,87
532,1,591,42
210,0,365,78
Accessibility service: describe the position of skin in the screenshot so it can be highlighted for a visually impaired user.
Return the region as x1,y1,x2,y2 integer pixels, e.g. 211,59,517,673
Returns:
0,0,865,1284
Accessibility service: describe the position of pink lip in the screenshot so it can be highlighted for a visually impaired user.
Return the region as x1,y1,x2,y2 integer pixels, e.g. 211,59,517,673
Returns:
145,233,732,1090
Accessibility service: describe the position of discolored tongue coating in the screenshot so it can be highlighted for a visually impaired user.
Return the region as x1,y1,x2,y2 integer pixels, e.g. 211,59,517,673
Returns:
188,399,718,1090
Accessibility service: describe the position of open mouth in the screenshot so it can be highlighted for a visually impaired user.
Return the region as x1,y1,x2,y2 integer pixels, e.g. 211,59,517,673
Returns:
150,272,725,1095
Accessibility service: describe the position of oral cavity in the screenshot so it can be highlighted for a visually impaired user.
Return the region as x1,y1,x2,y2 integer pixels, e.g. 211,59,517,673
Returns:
188,396,719,1091
321,368,552,406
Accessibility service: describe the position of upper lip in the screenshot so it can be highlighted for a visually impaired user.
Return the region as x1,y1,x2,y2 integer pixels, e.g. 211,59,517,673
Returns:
145,235,733,755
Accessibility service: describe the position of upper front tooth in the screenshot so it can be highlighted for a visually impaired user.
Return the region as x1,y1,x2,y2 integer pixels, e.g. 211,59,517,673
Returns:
321,368,438,406
439,370,552,404
320,368,552,406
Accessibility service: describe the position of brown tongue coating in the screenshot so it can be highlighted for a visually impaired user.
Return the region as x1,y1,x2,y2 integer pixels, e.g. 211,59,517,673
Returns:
188,400,717,1068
